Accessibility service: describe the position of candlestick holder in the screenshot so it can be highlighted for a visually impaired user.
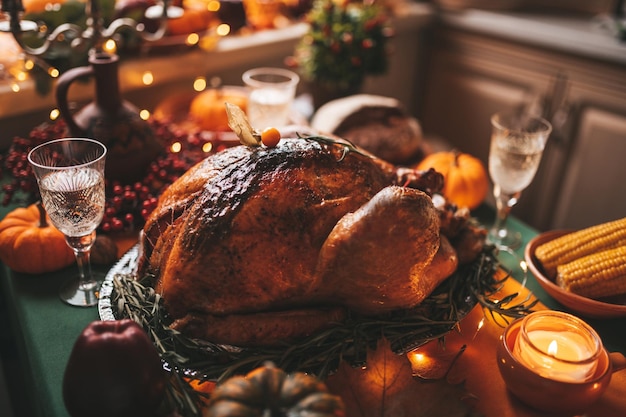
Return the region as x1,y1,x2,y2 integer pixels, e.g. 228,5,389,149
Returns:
0,0,185,184
497,311,626,414
0,0,181,58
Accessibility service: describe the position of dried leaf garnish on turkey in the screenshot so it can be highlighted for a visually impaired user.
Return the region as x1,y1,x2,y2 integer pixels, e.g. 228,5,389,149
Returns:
225,102,261,146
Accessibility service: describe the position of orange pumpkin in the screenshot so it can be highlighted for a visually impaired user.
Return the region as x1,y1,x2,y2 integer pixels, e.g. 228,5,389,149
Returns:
189,87,248,132
0,203,75,274
206,364,345,417
416,150,489,210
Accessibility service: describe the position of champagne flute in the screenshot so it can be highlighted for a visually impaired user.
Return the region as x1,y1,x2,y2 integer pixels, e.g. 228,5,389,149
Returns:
28,138,107,307
488,111,552,249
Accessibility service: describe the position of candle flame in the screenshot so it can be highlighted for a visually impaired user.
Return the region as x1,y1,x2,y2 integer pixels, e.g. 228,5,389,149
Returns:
547,340,558,357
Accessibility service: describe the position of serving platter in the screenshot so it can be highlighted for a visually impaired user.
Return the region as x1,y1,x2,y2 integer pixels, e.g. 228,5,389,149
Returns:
525,230,626,319
98,244,140,322
99,243,510,382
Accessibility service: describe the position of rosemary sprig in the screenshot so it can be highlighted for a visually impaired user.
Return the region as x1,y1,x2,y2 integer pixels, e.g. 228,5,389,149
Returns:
111,244,535,416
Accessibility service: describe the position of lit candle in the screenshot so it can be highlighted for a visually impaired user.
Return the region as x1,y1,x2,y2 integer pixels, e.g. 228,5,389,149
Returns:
513,311,602,383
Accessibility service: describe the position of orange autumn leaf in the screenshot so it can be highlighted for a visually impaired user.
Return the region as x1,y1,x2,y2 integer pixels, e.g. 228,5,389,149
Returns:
325,338,476,417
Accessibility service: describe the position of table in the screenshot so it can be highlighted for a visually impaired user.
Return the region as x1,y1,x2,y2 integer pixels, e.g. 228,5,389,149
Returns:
1,206,625,417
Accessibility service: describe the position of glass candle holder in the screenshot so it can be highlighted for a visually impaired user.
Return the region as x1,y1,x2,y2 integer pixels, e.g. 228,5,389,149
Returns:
513,311,602,383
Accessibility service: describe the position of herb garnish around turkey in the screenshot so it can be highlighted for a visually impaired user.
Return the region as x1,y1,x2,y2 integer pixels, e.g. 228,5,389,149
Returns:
111,244,536,417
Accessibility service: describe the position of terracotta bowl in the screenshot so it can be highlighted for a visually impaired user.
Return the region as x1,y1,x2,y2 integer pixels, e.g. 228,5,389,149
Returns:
524,230,626,318
497,319,623,414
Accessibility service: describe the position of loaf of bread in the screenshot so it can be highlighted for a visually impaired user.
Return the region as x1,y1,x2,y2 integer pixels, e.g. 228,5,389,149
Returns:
311,94,423,165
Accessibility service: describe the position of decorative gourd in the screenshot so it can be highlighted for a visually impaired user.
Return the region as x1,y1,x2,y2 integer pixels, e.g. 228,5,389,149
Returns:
189,88,248,132
205,364,345,417
0,202,75,274
416,150,489,210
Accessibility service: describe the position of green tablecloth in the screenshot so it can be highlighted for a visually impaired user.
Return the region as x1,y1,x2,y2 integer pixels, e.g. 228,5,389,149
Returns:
1,206,625,417
1,266,101,417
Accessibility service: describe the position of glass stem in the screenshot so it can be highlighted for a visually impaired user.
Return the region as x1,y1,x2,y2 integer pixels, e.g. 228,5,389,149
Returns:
74,248,93,287
492,185,521,241
66,231,97,288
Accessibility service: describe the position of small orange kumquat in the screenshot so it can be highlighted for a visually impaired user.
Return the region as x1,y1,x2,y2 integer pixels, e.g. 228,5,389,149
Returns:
261,127,281,147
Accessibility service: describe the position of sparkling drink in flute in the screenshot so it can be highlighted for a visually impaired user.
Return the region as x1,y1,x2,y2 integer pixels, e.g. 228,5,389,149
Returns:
28,138,107,307
39,168,105,237
488,111,552,249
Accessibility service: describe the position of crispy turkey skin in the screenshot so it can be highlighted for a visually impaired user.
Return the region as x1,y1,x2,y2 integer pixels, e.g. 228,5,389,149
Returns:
140,137,465,345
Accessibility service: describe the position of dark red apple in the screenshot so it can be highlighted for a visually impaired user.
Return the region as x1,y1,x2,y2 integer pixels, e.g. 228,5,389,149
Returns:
63,319,167,417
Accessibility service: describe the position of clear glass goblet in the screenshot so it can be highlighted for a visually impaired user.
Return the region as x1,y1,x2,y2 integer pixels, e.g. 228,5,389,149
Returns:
488,111,552,250
28,138,107,307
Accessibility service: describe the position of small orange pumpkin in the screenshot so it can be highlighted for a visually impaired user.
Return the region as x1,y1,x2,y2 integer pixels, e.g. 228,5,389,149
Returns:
189,87,248,132
416,150,489,210
206,363,345,417
0,202,75,274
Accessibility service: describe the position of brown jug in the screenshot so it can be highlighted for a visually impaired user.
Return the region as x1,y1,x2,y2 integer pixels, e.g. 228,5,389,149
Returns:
55,52,163,183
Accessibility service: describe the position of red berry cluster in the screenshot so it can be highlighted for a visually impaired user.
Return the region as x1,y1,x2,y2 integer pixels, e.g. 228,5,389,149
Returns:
100,151,194,233
1,118,236,234
0,122,67,206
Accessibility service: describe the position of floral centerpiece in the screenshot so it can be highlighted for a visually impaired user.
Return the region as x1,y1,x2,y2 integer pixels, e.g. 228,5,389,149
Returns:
289,0,393,107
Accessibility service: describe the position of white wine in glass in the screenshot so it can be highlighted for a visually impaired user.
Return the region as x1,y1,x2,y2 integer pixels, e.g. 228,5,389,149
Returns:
488,111,552,249
28,138,107,307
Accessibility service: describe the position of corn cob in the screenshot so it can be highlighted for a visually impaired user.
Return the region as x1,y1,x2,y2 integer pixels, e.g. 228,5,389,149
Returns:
535,217,626,274
556,246,626,299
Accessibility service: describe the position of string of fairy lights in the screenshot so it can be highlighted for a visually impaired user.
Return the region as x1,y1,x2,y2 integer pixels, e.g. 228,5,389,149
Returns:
1,0,235,104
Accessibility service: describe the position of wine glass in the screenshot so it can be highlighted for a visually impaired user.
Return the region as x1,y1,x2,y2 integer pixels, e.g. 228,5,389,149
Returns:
28,138,107,307
488,111,552,250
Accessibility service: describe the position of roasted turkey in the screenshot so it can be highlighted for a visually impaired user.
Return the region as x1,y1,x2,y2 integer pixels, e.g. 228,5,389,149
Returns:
139,136,484,346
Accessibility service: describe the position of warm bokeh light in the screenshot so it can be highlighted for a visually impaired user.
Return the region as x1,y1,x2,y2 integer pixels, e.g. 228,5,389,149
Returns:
193,77,207,92
24,60,34,70
471,317,485,341
49,108,60,120
45,2,61,12
139,109,151,120
202,142,213,153
11,83,20,93
207,0,220,12
407,351,434,372
410,352,426,364
186,33,200,46
216,24,230,37
171,142,182,153
142,71,154,85
103,39,117,54
15,71,27,81
48,67,59,77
